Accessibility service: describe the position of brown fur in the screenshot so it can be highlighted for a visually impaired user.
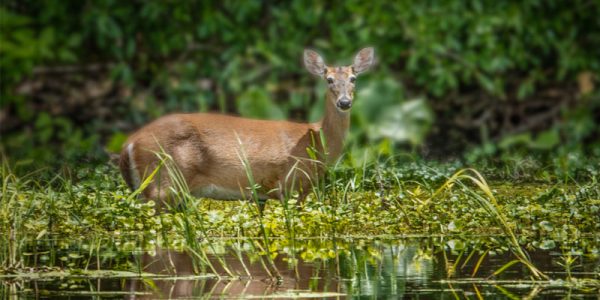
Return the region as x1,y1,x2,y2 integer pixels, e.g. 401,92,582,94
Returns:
119,149,134,191
119,48,374,205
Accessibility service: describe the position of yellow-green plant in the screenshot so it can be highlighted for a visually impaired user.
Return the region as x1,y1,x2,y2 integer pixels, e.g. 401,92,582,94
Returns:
422,168,549,280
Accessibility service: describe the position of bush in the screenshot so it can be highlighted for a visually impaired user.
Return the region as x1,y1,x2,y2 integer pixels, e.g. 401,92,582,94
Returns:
1,1,599,165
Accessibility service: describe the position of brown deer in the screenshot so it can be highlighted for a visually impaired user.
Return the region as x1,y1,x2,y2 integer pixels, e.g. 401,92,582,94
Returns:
119,48,374,207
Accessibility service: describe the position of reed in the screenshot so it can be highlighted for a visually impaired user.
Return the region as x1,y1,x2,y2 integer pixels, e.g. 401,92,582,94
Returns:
422,168,548,280
235,137,282,280
152,149,235,278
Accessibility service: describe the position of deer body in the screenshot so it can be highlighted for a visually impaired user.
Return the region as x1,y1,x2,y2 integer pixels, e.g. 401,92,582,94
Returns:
119,48,374,205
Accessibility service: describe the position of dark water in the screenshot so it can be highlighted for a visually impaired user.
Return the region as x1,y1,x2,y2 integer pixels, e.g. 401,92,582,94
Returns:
2,238,599,299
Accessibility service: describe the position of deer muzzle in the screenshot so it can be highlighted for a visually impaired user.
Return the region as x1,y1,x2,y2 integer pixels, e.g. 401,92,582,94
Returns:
336,98,352,111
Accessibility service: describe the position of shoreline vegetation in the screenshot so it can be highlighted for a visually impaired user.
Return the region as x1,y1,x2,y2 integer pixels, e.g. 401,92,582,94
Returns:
2,159,598,239
2,158,598,282
2,1,600,297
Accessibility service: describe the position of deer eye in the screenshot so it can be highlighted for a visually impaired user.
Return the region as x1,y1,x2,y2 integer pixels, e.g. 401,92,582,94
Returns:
327,77,334,84
349,76,356,83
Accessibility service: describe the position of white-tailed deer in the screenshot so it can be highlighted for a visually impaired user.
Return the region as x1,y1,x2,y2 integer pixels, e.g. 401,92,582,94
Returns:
119,48,374,206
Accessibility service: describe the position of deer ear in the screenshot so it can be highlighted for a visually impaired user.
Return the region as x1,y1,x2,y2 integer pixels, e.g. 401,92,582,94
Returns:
304,49,325,76
353,47,374,74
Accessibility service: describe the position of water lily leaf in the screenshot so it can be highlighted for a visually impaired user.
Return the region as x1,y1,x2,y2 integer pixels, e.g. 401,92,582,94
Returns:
539,221,554,232
538,239,556,250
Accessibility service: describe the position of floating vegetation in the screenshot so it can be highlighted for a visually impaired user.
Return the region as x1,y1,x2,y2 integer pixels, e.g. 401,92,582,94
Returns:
1,159,599,298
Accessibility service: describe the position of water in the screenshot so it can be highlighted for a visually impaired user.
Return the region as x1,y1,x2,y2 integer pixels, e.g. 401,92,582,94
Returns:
1,237,598,299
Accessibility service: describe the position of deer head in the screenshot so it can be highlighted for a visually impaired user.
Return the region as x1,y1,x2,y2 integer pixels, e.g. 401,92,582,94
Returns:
304,47,375,112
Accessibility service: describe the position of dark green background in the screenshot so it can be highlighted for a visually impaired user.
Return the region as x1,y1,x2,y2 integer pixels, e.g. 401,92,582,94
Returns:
1,1,599,172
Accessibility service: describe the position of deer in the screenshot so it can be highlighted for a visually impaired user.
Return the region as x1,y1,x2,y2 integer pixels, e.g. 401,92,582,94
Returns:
119,48,374,209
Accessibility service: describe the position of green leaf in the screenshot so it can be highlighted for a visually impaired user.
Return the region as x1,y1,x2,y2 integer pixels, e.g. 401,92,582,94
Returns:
237,87,285,120
106,132,128,154
538,240,556,250
498,133,532,149
369,99,433,145
539,220,554,232
491,259,521,277
530,130,559,150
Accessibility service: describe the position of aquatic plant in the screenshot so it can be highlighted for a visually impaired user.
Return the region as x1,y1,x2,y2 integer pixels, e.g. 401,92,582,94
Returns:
1,156,598,291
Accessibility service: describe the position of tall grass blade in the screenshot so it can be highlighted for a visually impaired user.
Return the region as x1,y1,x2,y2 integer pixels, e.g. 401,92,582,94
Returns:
235,134,281,280
489,259,521,278
424,168,548,280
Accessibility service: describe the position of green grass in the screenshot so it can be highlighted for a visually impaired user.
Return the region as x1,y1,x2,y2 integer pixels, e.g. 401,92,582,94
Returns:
1,155,599,284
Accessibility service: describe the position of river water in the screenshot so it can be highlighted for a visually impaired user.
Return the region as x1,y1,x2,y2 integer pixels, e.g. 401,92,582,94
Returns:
1,237,598,299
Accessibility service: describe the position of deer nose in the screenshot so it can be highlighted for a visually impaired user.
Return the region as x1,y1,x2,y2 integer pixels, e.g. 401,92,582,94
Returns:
336,98,352,110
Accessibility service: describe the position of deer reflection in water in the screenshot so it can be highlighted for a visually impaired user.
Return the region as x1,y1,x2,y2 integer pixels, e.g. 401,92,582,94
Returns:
124,247,343,299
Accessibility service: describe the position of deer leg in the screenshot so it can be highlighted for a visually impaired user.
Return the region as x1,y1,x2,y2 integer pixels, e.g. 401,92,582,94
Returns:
144,184,171,211
257,200,267,216
297,189,312,207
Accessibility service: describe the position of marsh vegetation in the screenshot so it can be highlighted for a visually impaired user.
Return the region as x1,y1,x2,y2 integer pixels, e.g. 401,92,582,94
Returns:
1,158,598,298
2,1,600,298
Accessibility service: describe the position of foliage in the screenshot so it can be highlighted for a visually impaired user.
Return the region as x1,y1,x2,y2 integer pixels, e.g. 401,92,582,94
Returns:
1,155,598,297
1,1,599,164
1,3,598,295
2,160,598,266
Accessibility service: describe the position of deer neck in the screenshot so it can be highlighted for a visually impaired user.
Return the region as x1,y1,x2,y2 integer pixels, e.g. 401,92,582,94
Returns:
316,90,350,162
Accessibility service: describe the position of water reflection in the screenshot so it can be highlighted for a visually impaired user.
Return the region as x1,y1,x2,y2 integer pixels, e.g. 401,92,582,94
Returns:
127,247,345,298
1,237,598,299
